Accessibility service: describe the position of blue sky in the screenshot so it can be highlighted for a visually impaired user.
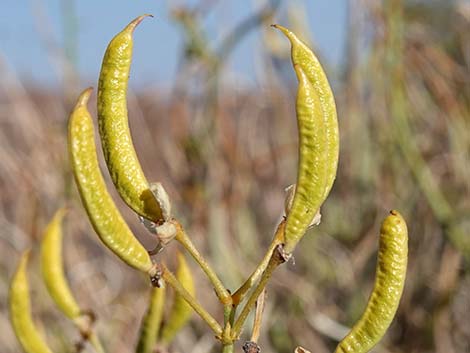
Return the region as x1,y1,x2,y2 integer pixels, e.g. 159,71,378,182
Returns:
0,0,346,89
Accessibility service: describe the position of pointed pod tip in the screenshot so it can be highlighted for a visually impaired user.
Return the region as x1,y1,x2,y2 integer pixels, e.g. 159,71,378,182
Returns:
18,249,32,268
271,24,304,48
53,206,69,221
128,14,153,32
75,87,93,109
271,23,290,36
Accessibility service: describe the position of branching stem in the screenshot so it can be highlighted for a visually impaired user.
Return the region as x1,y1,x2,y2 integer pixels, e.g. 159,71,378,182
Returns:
174,221,233,306
232,220,286,305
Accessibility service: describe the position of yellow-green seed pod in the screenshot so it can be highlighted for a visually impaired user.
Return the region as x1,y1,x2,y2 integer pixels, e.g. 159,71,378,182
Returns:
9,251,54,353
273,25,339,202
335,210,408,353
40,208,81,320
135,287,166,353
68,87,154,274
160,253,195,344
97,15,163,222
282,65,328,254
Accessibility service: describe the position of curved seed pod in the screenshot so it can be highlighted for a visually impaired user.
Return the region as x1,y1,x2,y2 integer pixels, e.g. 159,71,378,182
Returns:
40,208,81,320
335,210,408,353
273,24,339,202
9,251,54,353
97,15,163,222
68,87,155,275
160,252,195,344
135,287,166,353
283,65,327,254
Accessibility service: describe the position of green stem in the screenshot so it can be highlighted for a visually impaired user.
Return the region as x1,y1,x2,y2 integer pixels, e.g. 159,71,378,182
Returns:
174,222,232,306
222,343,234,353
231,244,287,339
89,333,106,353
161,264,223,337
232,221,285,306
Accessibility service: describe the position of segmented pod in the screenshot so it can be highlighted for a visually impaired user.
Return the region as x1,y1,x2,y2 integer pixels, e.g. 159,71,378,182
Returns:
40,208,81,320
136,287,166,353
273,24,339,202
160,252,195,343
97,15,163,222
9,251,54,353
68,87,155,274
282,65,328,254
335,210,408,353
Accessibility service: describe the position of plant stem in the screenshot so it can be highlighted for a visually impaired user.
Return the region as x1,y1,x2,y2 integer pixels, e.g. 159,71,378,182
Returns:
231,244,288,339
222,343,234,353
174,221,233,306
161,263,223,337
232,220,285,305
89,333,106,353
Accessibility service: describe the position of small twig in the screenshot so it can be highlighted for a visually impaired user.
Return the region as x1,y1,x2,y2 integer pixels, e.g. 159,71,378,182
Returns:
250,289,266,343
216,0,282,61
174,221,232,306
160,263,223,337
232,244,289,339
232,220,285,305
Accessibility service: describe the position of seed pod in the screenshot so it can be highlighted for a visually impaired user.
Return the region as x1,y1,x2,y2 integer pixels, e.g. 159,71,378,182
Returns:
97,15,163,222
68,87,155,274
273,24,339,202
40,208,81,320
160,252,195,344
9,251,53,353
282,65,327,254
335,210,408,353
136,287,166,353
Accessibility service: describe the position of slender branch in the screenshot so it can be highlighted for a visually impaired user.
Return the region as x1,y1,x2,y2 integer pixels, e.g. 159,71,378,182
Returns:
231,244,288,339
74,312,105,353
174,221,233,306
161,263,223,337
88,333,105,353
251,289,266,343
216,0,282,61
222,343,234,353
232,220,286,305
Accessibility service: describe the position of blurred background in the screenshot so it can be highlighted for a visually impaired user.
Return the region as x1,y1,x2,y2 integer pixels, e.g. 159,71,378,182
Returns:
1,0,469,352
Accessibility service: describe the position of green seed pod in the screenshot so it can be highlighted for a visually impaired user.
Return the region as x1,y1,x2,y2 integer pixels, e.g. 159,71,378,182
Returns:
9,251,54,353
40,208,81,320
135,287,166,353
68,87,155,274
273,24,339,202
282,65,327,254
335,210,408,353
160,252,195,344
97,15,163,222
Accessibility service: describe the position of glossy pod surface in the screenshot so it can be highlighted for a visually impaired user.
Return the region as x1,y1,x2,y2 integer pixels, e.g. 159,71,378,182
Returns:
97,15,162,222
9,251,53,353
41,208,81,320
283,65,327,254
335,210,408,353
274,25,339,202
161,253,195,343
68,88,154,274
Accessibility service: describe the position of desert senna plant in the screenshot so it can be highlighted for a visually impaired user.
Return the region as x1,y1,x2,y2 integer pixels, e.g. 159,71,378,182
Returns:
9,15,408,353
